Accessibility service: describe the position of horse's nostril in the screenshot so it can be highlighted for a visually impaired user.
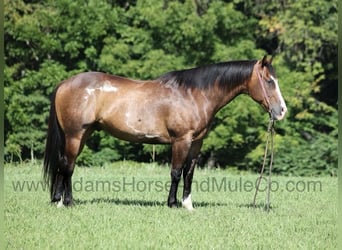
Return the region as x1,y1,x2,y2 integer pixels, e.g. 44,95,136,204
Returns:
281,106,287,114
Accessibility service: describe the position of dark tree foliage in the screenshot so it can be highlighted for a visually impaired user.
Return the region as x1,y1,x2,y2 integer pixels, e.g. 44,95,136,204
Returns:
5,0,337,176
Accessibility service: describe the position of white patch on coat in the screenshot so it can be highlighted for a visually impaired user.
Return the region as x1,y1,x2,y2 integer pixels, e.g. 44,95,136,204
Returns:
85,88,96,95
85,81,118,96
100,81,118,92
145,134,159,139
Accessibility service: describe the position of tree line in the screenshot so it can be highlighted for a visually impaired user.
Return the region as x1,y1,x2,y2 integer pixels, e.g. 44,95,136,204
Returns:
4,0,337,176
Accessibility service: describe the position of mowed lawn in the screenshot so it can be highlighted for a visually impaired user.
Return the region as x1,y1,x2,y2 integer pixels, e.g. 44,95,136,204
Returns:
5,162,337,249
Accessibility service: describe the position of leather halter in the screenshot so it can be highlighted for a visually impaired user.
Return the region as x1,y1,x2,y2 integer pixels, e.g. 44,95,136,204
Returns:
256,67,271,113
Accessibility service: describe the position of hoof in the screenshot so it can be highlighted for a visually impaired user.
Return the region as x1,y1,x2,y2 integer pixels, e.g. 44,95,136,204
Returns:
63,198,74,207
51,193,62,203
167,200,178,208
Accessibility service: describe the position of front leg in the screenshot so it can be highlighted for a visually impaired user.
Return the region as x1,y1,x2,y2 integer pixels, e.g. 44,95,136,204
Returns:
182,139,203,211
182,159,196,211
167,168,182,207
167,135,192,208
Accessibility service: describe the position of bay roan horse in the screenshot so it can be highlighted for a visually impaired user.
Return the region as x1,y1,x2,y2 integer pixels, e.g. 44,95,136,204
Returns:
43,56,287,210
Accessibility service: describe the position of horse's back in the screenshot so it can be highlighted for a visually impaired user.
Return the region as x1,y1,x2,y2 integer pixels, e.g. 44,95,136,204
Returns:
59,72,139,89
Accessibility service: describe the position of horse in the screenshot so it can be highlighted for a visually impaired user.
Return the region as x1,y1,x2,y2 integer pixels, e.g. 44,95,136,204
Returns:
43,55,287,210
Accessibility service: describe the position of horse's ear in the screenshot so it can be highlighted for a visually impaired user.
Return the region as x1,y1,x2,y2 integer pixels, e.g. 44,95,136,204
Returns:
269,55,274,64
260,55,268,67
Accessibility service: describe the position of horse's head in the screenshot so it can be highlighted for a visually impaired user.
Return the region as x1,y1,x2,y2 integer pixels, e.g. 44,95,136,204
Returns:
248,56,287,121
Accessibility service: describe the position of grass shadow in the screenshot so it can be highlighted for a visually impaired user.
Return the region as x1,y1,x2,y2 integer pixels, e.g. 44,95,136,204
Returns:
238,202,275,211
74,198,229,208
193,201,228,207
74,197,165,207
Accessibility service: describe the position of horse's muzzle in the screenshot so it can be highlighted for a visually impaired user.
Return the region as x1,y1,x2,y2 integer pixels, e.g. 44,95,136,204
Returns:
270,105,287,121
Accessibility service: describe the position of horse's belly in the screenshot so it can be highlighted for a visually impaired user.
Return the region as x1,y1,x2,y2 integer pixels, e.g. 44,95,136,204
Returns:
99,106,171,144
101,124,171,144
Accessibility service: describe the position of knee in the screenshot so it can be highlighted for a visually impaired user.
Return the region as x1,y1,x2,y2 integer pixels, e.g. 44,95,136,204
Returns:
171,168,182,180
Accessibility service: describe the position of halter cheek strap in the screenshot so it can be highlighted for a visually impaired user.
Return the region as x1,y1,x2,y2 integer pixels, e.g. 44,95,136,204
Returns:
256,67,271,111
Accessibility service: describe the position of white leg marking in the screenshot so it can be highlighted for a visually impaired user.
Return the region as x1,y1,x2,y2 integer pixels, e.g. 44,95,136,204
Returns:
56,198,64,208
182,194,194,211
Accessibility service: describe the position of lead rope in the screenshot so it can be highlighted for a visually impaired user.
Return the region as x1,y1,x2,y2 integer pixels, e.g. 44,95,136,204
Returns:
253,119,275,212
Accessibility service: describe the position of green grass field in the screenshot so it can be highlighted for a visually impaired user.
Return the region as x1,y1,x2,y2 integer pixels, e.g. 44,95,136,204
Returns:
4,162,337,249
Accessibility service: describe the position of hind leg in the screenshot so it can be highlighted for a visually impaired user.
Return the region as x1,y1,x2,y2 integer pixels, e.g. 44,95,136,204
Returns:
62,135,83,206
51,134,83,206
51,173,64,203
51,155,68,203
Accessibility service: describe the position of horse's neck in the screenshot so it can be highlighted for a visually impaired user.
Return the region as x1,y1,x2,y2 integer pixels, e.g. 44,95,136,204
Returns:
208,81,247,114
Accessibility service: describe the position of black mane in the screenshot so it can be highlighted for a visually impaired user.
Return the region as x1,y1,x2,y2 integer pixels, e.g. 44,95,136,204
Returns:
157,60,257,89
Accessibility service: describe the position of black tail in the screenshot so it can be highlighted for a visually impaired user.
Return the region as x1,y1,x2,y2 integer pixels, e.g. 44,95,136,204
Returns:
43,88,65,200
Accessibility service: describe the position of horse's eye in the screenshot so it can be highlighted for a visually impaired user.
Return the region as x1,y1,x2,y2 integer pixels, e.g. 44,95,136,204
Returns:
266,79,274,85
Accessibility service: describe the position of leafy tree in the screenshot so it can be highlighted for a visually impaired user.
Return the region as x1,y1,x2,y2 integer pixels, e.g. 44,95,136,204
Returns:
213,0,337,176
4,0,337,176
